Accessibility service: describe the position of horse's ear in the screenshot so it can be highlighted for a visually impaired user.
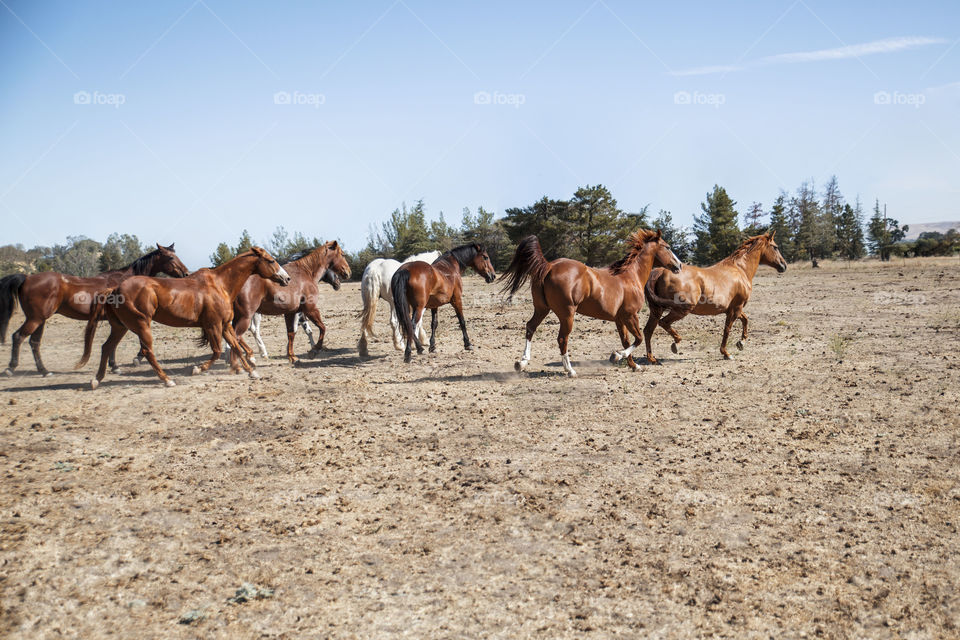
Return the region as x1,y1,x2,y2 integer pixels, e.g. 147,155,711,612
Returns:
767,229,776,240
655,228,662,240
156,243,163,251
167,243,175,251
329,240,339,250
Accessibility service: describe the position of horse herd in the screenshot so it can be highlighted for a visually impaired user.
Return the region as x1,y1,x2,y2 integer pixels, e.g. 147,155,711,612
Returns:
0,229,787,388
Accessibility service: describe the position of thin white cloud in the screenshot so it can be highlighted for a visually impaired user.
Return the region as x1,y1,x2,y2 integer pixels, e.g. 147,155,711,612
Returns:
673,36,947,76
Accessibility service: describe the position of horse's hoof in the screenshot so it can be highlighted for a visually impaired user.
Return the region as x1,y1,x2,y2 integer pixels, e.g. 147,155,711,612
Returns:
736,340,744,351
515,360,527,372
191,366,201,376
2,369,12,377
110,367,120,375
164,379,176,387
249,370,260,380
464,345,474,352
90,378,99,390
248,356,256,365
567,370,578,378
671,343,679,354
290,357,299,365
42,371,53,378
131,358,140,366
609,352,620,364
723,354,733,360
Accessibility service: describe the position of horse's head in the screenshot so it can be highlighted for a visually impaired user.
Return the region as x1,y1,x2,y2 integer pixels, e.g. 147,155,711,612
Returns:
251,246,291,285
154,243,190,277
650,230,682,273
468,244,497,283
320,267,341,290
761,231,787,273
325,240,352,280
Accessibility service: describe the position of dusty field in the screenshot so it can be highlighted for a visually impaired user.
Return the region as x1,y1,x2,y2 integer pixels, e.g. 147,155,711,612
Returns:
1,257,959,638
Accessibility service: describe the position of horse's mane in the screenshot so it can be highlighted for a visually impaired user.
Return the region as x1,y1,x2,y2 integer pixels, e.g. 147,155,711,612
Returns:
123,248,163,276
607,230,659,275
720,235,767,265
444,243,483,268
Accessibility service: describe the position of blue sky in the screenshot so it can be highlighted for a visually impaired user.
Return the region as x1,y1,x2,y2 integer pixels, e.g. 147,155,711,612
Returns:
1,0,958,267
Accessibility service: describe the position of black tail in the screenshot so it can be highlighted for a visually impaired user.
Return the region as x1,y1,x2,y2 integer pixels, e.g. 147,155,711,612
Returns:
644,270,695,311
391,268,416,348
498,236,551,298
0,273,26,343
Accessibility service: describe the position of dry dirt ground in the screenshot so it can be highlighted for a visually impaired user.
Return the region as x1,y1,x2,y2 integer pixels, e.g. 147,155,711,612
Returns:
1,257,959,639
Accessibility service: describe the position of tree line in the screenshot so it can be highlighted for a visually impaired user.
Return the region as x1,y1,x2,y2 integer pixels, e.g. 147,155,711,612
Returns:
2,178,956,278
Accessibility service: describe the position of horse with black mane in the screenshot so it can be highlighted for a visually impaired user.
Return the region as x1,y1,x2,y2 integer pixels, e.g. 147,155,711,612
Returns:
0,244,188,377
391,244,496,363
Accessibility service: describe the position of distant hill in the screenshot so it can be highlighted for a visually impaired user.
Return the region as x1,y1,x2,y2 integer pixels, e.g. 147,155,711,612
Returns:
903,221,960,240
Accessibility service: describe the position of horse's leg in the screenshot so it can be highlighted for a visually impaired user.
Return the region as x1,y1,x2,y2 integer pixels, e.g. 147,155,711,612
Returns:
193,324,223,375
233,311,256,365
720,308,740,360
659,309,686,354
223,323,258,378
622,313,645,371
5,317,42,375
429,308,438,353
610,320,634,365
300,313,317,351
251,313,270,358
557,307,577,377
139,324,176,386
91,321,128,389
27,321,51,376
404,306,426,362
736,311,748,350
284,313,299,364
643,306,663,364
388,300,404,351
451,294,473,351
516,299,549,372
300,305,326,358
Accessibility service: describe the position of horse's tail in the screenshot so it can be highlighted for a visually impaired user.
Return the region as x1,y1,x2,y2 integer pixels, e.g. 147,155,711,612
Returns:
644,270,695,311
498,235,551,298
76,289,110,369
391,268,415,347
357,265,379,337
0,273,26,343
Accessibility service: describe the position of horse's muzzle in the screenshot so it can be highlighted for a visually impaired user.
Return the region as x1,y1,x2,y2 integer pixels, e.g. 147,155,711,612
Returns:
484,272,496,283
777,263,787,273
669,264,682,273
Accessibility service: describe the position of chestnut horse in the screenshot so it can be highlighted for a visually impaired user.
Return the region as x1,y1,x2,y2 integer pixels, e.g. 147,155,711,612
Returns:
391,244,496,362
231,241,351,365
499,230,681,377
643,231,786,361
0,244,188,377
78,247,290,388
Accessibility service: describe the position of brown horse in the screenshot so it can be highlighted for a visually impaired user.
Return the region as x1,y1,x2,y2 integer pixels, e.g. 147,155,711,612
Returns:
643,231,786,361
499,230,681,377
0,244,189,377
391,243,496,362
78,247,290,388
232,241,351,365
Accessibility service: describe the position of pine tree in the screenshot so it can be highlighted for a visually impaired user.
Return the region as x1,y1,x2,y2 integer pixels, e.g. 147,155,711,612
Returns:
653,209,691,262
502,196,570,259
794,181,831,263
568,184,636,265
692,185,740,265
822,175,843,257
767,192,796,262
834,197,866,260
743,201,765,236
867,200,908,261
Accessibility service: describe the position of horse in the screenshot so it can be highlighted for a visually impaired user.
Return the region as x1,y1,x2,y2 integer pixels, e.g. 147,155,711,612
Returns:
245,266,342,359
0,244,189,377
78,247,290,388
231,241,351,365
499,230,681,377
391,244,496,363
643,230,786,362
357,250,441,357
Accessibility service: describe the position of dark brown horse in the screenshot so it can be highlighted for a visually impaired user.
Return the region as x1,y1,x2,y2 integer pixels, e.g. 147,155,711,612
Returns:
391,243,496,362
499,230,681,377
643,231,786,361
78,247,290,388
232,241,351,365
0,244,188,377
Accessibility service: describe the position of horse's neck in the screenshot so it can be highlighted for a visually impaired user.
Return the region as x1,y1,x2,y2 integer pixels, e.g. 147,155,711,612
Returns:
624,248,656,285
299,249,330,280
212,255,260,299
737,245,764,281
437,255,464,278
